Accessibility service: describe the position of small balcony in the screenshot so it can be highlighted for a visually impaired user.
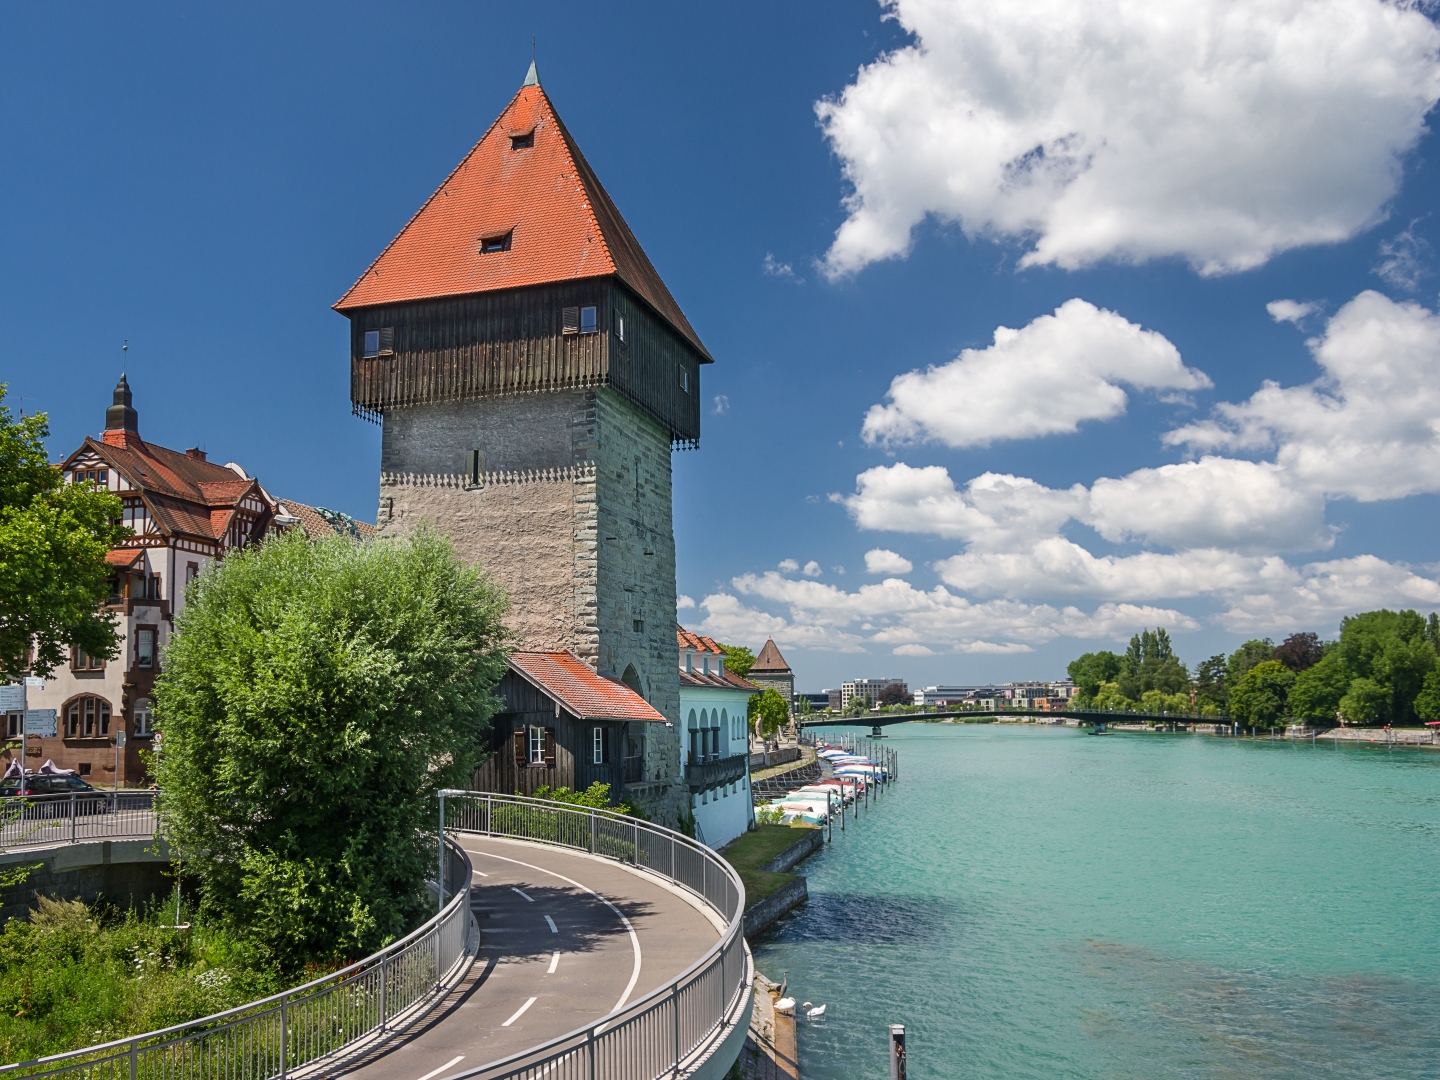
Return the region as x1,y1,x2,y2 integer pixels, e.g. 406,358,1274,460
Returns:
684,753,748,793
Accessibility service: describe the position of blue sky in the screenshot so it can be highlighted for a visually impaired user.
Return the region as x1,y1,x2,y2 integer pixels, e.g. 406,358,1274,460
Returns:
6,1,1440,690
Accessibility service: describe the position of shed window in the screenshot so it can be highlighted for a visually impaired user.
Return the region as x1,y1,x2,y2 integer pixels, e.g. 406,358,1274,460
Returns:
680,367,690,393
615,314,625,343
481,232,513,254
528,725,545,765
580,306,597,334
510,132,534,149
593,726,605,765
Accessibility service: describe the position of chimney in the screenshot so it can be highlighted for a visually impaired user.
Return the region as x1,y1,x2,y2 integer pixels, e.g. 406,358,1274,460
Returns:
185,448,206,461
102,374,142,449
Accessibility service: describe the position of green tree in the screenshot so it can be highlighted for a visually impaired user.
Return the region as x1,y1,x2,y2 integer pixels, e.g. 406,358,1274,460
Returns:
152,528,510,969
1226,639,1276,685
719,643,755,678
1227,660,1295,729
1068,651,1123,706
878,681,908,707
0,386,127,678
1091,682,1133,711
748,687,789,739
1338,677,1389,725
1192,654,1229,712
1116,629,1187,701
1412,661,1440,721
1336,609,1434,723
1287,651,1352,724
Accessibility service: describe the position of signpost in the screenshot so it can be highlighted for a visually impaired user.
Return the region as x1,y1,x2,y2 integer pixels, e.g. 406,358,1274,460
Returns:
23,710,57,738
114,729,127,790
3,685,28,789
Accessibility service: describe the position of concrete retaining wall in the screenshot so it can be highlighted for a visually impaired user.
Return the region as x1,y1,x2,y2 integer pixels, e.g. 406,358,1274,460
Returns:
742,877,808,939
0,839,172,923
761,828,824,875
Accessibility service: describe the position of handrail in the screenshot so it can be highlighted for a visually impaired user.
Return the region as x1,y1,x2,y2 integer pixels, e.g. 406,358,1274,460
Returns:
0,790,157,851
443,792,749,1080
0,836,474,1080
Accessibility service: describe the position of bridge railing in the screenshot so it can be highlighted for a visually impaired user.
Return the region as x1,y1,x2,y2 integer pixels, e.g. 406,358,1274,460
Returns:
0,837,474,1080
0,791,157,850
443,792,749,1080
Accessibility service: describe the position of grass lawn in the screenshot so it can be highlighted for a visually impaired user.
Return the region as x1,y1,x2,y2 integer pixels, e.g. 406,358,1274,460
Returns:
719,824,819,905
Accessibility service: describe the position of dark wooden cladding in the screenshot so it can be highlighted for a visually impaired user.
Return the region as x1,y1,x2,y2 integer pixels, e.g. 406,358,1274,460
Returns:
347,277,704,443
472,670,631,799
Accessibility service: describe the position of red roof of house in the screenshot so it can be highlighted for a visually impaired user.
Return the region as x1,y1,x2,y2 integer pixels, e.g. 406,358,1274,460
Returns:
508,651,667,722
334,77,711,362
676,625,763,692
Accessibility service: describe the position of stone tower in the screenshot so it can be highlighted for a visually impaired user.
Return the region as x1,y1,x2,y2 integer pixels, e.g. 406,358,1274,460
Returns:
334,64,710,822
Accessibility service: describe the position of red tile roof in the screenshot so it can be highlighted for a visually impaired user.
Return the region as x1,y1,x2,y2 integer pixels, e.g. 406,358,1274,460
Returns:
508,651,667,722
66,436,270,546
750,637,792,675
676,624,763,692
274,499,378,542
333,81,711,362
105,549,144,569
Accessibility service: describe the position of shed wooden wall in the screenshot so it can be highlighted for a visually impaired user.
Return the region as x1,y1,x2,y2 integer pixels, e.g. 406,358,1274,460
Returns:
472,670,629,799
347,279,704,443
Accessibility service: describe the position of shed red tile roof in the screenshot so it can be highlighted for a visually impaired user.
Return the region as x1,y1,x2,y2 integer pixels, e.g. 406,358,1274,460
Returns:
333,78,711,362
508,651,667,723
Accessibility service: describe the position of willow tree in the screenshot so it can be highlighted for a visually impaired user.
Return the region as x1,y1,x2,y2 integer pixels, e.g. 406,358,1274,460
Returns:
153,528,509,968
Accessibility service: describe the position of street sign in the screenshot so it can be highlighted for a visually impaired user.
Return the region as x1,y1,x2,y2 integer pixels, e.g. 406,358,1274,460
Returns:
24,677,43,689
0,685,24,712
115,730,127,749
23,710,57,738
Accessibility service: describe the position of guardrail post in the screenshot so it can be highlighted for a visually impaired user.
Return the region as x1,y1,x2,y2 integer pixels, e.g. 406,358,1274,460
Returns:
129,1038,137,1080
589,810,596,854
379,955,388,1033
670,835,677,881
69,793,76,843
280,997,288,1080
633,820,639,867
587,1025,597,1080
672,983,681,1077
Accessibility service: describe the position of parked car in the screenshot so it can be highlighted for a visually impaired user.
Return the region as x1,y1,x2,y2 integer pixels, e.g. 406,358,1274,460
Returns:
0,774,111,815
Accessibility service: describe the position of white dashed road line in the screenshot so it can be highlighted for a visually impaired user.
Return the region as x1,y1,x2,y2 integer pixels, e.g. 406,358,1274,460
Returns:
544,915,557,934
414,1056,464,1080
511,887,533,902
501,996,538,1028
547,951,560,974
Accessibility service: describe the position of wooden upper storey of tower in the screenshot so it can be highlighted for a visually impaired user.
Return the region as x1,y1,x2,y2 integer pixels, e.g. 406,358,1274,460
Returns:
336,71,711,443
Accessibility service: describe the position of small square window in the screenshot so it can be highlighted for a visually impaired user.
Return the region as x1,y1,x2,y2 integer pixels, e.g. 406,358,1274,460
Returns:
633,618,644,633
562,306,579,334
580,306,597,334
97,470,108,486
481,232,513,254
363,328,394,357
78,762,91,776
364,330,379,357
511,132,534,150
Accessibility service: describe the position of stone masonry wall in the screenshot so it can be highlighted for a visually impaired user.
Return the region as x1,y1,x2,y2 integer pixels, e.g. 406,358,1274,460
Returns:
374,388,685,825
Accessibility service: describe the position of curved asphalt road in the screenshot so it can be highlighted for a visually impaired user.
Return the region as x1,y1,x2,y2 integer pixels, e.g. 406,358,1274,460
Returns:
335,834,722,1080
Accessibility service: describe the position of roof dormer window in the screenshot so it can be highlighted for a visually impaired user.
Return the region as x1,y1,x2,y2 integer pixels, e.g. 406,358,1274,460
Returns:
481,232,513,254
510,132,534,150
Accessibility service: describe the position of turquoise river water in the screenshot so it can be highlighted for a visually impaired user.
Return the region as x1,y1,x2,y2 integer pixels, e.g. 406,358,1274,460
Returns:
751,724,1439,1079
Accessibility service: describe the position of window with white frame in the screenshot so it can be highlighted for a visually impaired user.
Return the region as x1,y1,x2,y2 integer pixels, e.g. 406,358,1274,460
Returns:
134,698,153,736
528,725,545,765
593,726,604,765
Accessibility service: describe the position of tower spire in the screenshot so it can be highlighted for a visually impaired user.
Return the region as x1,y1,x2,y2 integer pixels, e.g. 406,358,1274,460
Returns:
523,40,539,88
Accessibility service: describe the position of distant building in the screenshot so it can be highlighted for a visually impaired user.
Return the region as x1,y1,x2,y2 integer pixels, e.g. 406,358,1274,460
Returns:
11,378,293,784
826,689,842,711
677,626,757,848
841,678,906,709
747,638,795,714
797,692,831,712
913,685,986,707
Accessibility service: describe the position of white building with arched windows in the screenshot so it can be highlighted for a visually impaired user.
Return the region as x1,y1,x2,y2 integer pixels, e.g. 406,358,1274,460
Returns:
677,626,758,849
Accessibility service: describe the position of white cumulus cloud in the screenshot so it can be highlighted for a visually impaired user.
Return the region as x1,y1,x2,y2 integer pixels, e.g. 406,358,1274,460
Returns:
778,558,800,573
1267,299,1320,324
863,299,1210,447
676,594,696,610
818,0,1440,277
865,549,915,575
1166,291,1440,501
802,560,823,577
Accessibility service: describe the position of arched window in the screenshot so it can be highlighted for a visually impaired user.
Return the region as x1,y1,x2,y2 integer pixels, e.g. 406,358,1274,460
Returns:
721,709,730,741
621,664,642,697
64,695,111,738
133,698,153,736
687,709,698,729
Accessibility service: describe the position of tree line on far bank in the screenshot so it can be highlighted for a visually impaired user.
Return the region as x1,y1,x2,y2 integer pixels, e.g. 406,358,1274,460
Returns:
1067,611,1440,729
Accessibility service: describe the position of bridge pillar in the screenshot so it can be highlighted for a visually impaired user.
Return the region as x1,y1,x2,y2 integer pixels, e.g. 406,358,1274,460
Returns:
871,725,885,738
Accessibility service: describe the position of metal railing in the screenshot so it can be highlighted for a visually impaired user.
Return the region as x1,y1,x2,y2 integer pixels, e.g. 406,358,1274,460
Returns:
1,838,473,1080
0,791,157,850
683,753,748,792
443,792,749,1080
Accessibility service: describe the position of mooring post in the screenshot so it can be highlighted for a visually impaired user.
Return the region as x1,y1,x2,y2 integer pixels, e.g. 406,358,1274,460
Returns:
889,1024,906,1080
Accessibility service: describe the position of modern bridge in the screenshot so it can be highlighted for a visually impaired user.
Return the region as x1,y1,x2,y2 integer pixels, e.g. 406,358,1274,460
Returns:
799,707,1233,737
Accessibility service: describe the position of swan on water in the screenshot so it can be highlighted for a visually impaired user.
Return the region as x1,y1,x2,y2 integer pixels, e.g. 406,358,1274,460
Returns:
802,1002,826,1019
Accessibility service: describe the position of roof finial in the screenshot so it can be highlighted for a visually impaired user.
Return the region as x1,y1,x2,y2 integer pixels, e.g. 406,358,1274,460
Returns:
523,38,539,87
121,338,127,377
